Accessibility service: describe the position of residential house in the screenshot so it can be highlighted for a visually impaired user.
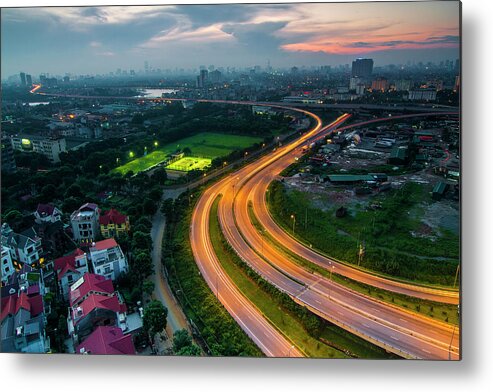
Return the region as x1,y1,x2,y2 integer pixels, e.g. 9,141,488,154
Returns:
67,273,128,346
76,326,136,355
1,223,44,269
1,245,15,283
34,204,63,224
54,249,89,300
89,238,128,281
70,203,101,244
99,209,130,239
0,289,49,353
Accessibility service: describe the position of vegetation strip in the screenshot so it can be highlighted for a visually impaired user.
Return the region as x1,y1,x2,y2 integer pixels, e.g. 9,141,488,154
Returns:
247,202,458,325
211,196,394,358
267,180,459,287
161,190,263,357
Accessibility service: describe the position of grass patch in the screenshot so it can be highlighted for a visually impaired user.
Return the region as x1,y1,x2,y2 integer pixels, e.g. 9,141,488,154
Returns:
268,180,459,286
211,196,394,358
114,132,263,175
165,156,212,172
247,203,459,325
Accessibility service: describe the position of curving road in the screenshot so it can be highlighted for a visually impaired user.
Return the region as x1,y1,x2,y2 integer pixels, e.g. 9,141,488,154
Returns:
212,113,460,359
245,116,460,305
190,181,303,357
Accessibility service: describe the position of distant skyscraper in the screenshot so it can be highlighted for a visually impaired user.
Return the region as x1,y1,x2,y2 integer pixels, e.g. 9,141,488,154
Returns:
352,58,374,78
321,65,331,75
209,70,222,83
454,75,460,92
26,74,32,86
196,69,208,88
19,72,26,86
144,61,149,74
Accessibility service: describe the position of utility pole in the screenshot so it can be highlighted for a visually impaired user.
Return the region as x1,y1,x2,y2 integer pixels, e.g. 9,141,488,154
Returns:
453,263,460,288
290,214,296,235
305,207,308,230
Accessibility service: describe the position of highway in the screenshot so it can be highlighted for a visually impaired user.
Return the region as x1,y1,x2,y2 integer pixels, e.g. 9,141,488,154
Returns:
244,118,460,304
190,180,303,357
207,112,460,359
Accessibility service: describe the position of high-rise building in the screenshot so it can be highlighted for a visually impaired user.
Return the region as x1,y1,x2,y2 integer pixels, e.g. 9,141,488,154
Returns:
196,69,208,88
209,70,222,83
349,76,363,90
371,77,388,92
144,61,149,74
26,74,32,86
394,79,412,92
19,72,26,86
352,58,374,78
454,75,460,93
321,65,331,75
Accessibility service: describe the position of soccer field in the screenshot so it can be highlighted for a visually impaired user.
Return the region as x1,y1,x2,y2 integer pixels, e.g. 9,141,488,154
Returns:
113,132,262,175
165,156,212,172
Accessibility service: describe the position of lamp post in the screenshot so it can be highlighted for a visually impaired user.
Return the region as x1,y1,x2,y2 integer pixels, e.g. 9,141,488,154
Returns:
329,263,335,299
448,305,459,360
290,214,296,235
288,345,295,357
453,263,460,288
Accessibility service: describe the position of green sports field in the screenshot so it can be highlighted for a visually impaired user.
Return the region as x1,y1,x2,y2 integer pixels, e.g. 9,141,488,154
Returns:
165,156,212,172
113,132,262,175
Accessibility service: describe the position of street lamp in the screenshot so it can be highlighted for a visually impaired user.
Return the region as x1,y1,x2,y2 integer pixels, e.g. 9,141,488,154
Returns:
329,263,335,299
290,214,296,235
288,345,295,357
448,305,459,360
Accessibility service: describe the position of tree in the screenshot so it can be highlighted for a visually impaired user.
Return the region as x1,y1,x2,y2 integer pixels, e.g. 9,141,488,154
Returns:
143,198,158,216
148,187,163,202
150,168,167,184
133,252,153,280
143,280,155,297
40,184,58,202
143,300,168,336
65,184,84,199
172,329,192,352
132,231,152,251
176,344,201,356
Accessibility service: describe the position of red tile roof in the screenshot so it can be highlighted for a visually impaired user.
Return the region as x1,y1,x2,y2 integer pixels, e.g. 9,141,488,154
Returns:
54,249,86,281
76,326,136,355
91,238,118,251
69,273,115,307
99,209,128,225
72,294,126,325
36,203,56,216
0,292,44,322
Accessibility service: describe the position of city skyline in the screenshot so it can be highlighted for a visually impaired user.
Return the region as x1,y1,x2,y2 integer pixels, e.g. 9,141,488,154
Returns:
1,1,460,76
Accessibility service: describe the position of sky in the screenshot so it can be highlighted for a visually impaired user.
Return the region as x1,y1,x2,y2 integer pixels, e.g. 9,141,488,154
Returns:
1,1,460,77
